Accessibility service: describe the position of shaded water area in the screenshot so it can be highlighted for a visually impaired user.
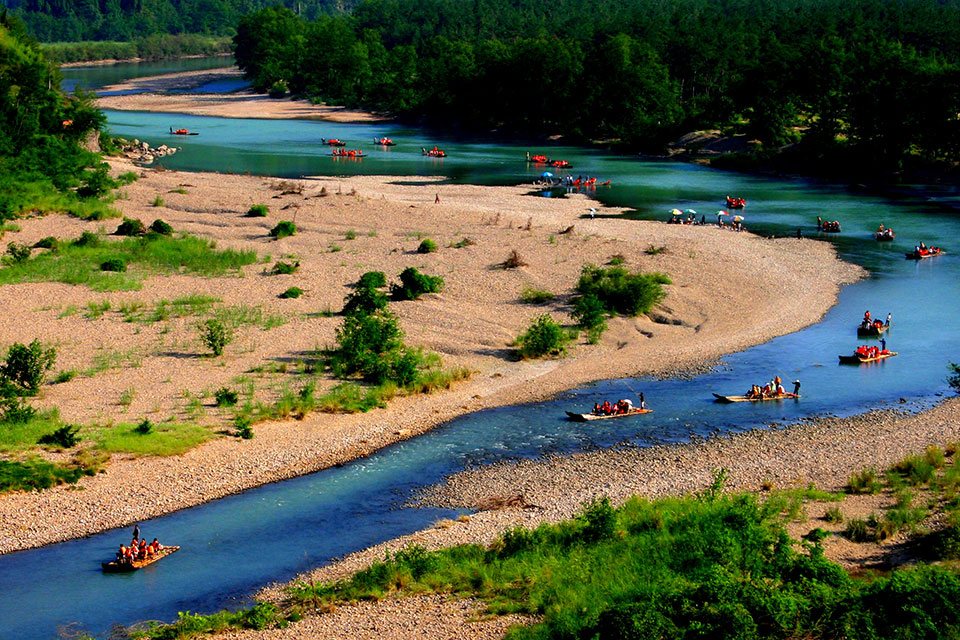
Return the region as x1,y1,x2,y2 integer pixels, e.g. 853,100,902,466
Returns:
60,56,236,94
1,60,958,640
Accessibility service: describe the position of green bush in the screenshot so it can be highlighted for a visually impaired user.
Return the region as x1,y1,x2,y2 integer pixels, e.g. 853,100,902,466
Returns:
5,242,31,264
151,195,164,207
134,418,153,434
576,264,671,316
270,260,299,275
329,309,405,383
391,267,444,301
100,257,127,272
268,79,288,98
279,286,303,299
847,467,882,494
270,221,296,239
890,456,936,486
200,319,233,356
234,415,254,439
417,238,437,253
214,387,239,407
572,293,608,343
515,314,571,358
115,217,145,236
37,424,80,448
357,271,387,289
247,204,269,217
343,285,388,316
1,340,56,395
33,236,59,251
72,231,102,248
149,219,173,235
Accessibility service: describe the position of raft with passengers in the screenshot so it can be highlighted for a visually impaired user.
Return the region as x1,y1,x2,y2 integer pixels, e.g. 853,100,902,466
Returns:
567,398,650,421
714,376,800,403
321,138,346,147
373,137,395,146
906,243,944,260
422,146,446,157
725,196,746,209
839,344,897,364
332,148,365,157
169,127,198,136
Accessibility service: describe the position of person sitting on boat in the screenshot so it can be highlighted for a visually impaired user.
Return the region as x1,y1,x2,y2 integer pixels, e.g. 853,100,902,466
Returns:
138,539,148,559
601,400,612,415
117,545,128,563
776,382,785,395
622,398,634,412
151,538,163,553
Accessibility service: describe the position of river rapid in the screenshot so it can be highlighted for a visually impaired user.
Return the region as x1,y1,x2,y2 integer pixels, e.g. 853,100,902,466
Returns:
0,61,957,640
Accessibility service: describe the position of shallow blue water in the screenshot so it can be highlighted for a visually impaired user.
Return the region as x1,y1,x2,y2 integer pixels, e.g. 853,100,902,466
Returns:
2,62,958,640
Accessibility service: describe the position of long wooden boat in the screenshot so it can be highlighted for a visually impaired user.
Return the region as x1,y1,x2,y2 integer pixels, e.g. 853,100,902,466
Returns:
102,546,179,573
857,324,888,337
713,393,801,403
566,408,652,421
905,248,944,260
839,351,898,364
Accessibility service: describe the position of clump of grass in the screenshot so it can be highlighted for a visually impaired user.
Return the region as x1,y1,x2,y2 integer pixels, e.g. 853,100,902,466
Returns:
520,286,555,304
0,457,97,493
417,238,437,253
345,229,357,240
151,195,164,207
889,456,936,486
85,300,111,319
149,219,173,235
53,369,78,384
115,217,145,236
279,286,303,299
645,245,667,255
847,467,882,494
247,204,269,217
93,421,211,456
118,388,136,407
213,305,286,330
270,221,296,239
608,254,626,265
577,264,671,316
450,237,474,248
391,267,444,301
100,257,127,272
824,505,844,523
270,260,299,275
214,387,239,407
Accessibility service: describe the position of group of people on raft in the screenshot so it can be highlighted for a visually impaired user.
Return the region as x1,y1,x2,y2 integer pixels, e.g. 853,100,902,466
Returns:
373,137,394,145
817,217,841,232
526,152,572,169
169,127,190,135
114,524,164,565
875,224,895,240
725,196,746,209
745,376,800,400
592,394,647,415
321,138,346,146
422,146,446,157
911,242,942,258
332,148,364,157
854,339,890,359
860,310,891,331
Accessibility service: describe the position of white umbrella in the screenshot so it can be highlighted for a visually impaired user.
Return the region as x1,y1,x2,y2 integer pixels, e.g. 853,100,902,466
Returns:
733,215,744,222
716,210,728,217
685,209,697,215
670,208,683,215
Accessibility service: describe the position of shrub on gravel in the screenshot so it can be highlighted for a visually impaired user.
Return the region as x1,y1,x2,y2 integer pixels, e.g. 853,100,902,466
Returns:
514,314,572,358
390,267,443,301
115,217,146,236
576,264,671,316
270,221,296,239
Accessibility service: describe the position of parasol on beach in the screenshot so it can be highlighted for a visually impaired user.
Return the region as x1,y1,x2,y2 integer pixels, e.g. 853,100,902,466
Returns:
541,171,554,178
670,208,683,215
685,209,697,215
733,215,744,221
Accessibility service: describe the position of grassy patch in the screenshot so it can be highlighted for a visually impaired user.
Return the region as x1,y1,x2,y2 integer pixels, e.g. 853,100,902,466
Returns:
0,457,98,493
0,233,256,291
0,409,65,453
92,421,213,456
213,305,286,330
519,286,555,304
84,347,143,376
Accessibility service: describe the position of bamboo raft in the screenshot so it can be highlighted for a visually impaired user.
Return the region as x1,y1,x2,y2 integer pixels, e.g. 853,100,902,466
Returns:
566,408,653,421
102,546,179,573
857,324,889,337
839,351,898,364
713,393,801,403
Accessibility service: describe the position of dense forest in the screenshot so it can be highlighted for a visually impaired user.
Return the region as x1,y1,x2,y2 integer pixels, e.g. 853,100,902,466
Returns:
0,14,114,221
0,0,353,41
232,0,960,172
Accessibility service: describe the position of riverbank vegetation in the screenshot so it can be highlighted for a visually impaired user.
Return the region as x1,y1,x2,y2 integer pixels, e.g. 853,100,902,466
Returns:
119,453,960,640
0,16,118,222
231,0,960,176
41,34,231,63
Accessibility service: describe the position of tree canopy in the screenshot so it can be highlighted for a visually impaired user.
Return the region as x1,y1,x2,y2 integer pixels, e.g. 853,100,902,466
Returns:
231,0,960,171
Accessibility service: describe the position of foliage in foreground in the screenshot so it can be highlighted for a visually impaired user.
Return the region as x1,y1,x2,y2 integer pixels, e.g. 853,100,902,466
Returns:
576,264,671,317
284,491,960,640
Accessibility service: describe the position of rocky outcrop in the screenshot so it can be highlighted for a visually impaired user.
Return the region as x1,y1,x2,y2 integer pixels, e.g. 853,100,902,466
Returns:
118,138,180,164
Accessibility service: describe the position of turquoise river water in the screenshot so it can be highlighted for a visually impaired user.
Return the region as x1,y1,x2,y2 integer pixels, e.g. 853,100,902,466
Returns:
0,62,957,640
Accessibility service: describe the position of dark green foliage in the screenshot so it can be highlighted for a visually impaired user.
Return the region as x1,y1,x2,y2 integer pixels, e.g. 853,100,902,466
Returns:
234,415,254,439
571,293,608,344
268,80,288,98
32,236,58,250
37,424,80,448
214,387,239,407
0,457,95,493
72,231,102,248
5,242,31,264
848,467,882,494
391,267,444,301
577,264,671,316
271,260,299,275
890,456,936,486
0,394,37,423
357,271,387,289
279,286,303,299
1,339,56,395
100,257,127,272
417,238,437,253
515,314,571,358
149,219,173,235
519,286,554,304
270,221,296,239
329,309,407,384
200,319,232,356
342,284,388,315
247,204,269,217
134,418,153,434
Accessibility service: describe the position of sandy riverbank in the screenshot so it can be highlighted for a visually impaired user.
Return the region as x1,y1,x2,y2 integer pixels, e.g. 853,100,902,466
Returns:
0,153,863,554
95,68,391,122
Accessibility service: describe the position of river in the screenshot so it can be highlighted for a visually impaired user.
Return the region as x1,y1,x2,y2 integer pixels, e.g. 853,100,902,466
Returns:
0,60,957,640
